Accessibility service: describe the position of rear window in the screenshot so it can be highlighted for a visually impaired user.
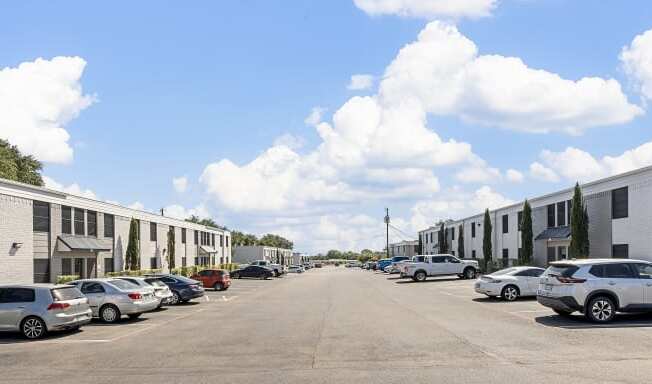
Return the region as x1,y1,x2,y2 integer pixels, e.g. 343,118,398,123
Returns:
147,280,166,287
51,287,84,301
172,275,197,284
493,268,518,275
589,263,635,278
545,264,579,277
108,279,139,290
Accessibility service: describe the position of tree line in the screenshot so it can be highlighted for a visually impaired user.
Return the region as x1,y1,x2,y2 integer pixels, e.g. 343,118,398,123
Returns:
0,139,44,186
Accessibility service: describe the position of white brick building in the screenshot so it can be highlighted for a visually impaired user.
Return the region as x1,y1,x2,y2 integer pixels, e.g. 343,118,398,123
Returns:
389,240,419,257
0,178,231,284
232,246,293,266
418,166,652,267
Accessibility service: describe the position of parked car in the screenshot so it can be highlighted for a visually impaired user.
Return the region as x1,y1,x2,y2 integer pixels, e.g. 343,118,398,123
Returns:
143,274,205,305
537,259,652,323
288,265,305,273
399,256,426,277
403,254,479,282
303,263,312,270
231,265,274,279
377,259,393,272
474,266,545,301
191,269,231,291
386,256,410,274
368,261,377,270
113,276,173,308
0,284,92,339
69,279,159,323
314,263,323,268
249,260,285,277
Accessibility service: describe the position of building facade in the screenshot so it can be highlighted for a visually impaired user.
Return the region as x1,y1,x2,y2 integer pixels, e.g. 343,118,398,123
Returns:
232,246,293,266
389,240,419,258
418,166,652,267
0,178,231,284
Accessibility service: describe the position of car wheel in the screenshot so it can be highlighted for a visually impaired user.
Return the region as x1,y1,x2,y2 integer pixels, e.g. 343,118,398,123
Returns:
21,316,46,339
169,291,181,305
501,285,519,301
553,309,573,317
128,313,141,320
586,296,616,323
213,282,224,291
259,273,266,280
100,304,121,323
274,270,279,277
463,267,476,280
414,271,427,282
232,273,241,279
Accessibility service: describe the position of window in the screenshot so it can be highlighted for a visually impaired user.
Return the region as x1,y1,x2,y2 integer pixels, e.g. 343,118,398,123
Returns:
502,215,508,234
74,208,85,235
471,222,476,238
502,248,509,259
104,258,114,273
33,201,50,232
557,202,566,227
604,263,635,278
33,259,50,283
81,282,105,294
62,206,72,234
446,256,460,263
547,247,555,263
547,204,555,228
62,259,72,275
150,222,157,241
194,230,198,245
87,211,97,237
226,236,229,247
567,200,572,225
429,232,433,242
104,213,114,238
150,257,158,269
451,227,455,240
613,244,629,259
431,256,446,263
612,187,628,219
517,211,523,231
211,233,215,247
632,263,652,279
220,235,224,247
472,250,476,258
181,228,186,244
518,247,522,261
0,288,35,303
182,257,187,267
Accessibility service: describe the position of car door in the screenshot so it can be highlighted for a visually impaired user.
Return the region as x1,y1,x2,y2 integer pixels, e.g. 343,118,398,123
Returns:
596,263,644,308
630,263,652,307
444,256,462,274
242,266,255,278
0,288,35,331
513,269,540,295
430,256,446,275
81,282,106,316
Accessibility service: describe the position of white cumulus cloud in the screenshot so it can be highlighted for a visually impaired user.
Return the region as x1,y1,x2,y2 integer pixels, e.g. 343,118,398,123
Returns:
505,169,524,183
273,133,305,150
43,176,97,199
0,56,95,164
529,162,560,183
621,28,652,101
172,176,188,193
353,0,498,20
347,74,374,90
304,106,326,127
380,22,642,135
163,204,210,221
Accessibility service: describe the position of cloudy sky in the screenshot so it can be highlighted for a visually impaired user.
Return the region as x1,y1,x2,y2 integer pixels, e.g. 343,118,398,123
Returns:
2,1,652,253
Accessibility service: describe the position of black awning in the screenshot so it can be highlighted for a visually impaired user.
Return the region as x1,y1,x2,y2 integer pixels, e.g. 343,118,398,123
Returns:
535,226,571,241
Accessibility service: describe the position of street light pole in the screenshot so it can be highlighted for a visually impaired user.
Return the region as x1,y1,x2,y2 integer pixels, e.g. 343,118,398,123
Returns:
384,208,390,259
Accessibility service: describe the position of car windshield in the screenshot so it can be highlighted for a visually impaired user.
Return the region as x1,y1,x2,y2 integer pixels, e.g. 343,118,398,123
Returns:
51,286,84,301
172,275,198,284
147,280,167,287
108,279,139,290
491,268,518,275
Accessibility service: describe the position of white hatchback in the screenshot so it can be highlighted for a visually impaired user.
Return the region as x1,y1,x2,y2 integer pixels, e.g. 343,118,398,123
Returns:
475,266,545,301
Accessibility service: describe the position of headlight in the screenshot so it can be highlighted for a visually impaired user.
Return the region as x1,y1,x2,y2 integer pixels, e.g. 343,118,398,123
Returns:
490,280,502,283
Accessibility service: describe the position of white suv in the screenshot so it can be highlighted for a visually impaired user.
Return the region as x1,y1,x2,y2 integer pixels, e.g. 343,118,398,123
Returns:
537,259,652,323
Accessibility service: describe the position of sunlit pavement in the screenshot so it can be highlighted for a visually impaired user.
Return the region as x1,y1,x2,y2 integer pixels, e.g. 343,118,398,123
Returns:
2,268,652,383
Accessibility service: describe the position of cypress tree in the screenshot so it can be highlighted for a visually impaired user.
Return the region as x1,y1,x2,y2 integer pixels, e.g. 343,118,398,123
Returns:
569,183,590,258
457,224,465,258
521,200,533,265
438,222,448,253
482,209,492,268
125,218,140,270
167,227,176,270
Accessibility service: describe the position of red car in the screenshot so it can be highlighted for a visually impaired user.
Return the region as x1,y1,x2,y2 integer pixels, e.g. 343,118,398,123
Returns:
191,269,231,291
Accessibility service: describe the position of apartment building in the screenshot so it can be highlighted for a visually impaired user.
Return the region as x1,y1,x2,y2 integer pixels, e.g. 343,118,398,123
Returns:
0,178,231,284
233,246,293,266
389,240,419,258
418,166,652,267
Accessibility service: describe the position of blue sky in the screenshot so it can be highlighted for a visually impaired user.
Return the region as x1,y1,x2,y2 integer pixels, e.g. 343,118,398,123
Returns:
1,1,652,253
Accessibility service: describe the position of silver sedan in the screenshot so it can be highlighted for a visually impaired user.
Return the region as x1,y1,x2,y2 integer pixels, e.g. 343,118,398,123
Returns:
113,276,173,308
69,279,159,323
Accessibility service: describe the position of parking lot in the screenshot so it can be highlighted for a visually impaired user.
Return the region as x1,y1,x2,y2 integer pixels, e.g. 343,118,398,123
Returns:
3,267,652,383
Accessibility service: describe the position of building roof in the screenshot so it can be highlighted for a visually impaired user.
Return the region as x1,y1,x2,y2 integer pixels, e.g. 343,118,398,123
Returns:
57,235,112,252
535,226,571,241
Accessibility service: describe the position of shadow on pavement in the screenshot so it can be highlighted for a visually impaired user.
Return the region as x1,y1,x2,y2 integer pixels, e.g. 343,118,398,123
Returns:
472,296,538,304
395,277,460,284
535,312,652,329
0,327,83,344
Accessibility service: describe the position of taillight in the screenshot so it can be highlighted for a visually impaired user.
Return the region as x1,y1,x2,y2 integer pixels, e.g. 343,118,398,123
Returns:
128,293,142,300
47,302,70,310
555,276,586,284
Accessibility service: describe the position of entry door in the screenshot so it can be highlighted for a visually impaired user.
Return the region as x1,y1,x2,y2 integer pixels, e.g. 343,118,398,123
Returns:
86,258,96,278
74,258,84,278
557,246,568,261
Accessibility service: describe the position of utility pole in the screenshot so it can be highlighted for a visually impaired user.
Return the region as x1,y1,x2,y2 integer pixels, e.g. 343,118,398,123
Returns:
384,208,390,259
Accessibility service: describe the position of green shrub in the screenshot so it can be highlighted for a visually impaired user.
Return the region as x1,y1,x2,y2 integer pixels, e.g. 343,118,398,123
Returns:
56,275,80,284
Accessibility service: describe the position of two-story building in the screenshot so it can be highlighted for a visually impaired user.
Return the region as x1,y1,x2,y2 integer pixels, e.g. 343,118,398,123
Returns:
0,178,231,284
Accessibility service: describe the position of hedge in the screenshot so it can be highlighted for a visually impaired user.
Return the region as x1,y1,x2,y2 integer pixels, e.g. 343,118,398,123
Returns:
104,264,239,278
56,275,80,284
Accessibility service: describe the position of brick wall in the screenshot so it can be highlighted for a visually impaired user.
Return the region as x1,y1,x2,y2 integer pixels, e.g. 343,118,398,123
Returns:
0,195,33,284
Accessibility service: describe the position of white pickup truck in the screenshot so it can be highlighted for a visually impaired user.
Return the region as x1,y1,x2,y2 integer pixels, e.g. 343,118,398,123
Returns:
403,254,479,281
249,260,285,277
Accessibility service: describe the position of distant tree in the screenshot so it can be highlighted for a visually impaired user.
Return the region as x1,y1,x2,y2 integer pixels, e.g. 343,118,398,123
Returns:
125,218,140,270
521,200,533,265
569,183,590,258
457,224,465,258
482,209,492,266
186,215,221,228
167,226,175,270
326,249,342,259
231,231,258,246
0,139,44,186
258,234,293,250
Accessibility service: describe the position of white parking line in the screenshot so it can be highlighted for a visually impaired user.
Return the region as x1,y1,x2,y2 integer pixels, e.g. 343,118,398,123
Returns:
222,295,238,302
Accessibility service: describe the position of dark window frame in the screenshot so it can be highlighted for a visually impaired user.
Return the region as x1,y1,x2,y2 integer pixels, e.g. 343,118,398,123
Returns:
557,202,566,227
181,228,186,244
33,201,50,232
74,208,85,235
547,204,555,228
471,222,476,238
150,222,157,242
62,206,72,234
612,187,628,219
612,244,629,259
87,210,97,237
517,211,523,232
502,214,508,234
104,214,115,238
